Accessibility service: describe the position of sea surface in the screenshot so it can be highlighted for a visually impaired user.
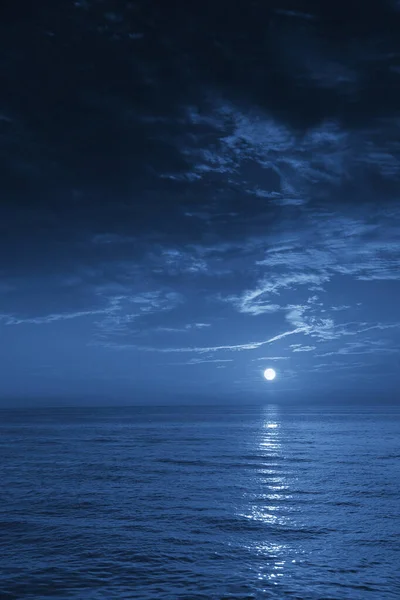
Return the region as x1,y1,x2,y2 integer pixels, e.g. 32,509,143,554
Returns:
0,405,399,600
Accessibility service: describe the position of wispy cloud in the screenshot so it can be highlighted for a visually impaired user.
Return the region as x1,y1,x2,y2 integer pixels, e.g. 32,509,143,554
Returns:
101,327,305,354
0,290,185,336
176,358,234,365
253,356,289,362
94,291,184,338
317,339,400,357
155,323,211,333
227,273,329,316
0,309,108,325
290,344,317,353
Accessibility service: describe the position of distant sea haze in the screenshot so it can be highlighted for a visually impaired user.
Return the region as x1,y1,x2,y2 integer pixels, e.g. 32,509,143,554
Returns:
1,405,399,599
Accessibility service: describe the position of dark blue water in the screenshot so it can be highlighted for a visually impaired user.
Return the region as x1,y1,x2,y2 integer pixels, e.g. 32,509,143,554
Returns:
0,405,399,599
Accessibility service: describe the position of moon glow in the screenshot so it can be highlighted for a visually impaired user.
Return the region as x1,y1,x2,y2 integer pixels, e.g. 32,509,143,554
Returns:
263,368,276,381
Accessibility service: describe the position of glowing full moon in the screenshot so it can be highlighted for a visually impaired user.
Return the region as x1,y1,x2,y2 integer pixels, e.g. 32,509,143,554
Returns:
264,368,276,381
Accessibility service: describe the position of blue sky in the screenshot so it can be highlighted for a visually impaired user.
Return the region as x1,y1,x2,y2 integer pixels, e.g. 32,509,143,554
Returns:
1,1,400,404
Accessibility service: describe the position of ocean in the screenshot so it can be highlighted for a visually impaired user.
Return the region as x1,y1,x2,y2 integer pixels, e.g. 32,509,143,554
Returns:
0,405,399,599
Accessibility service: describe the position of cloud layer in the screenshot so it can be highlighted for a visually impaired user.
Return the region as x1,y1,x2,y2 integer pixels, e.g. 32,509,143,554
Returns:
1,1,400,400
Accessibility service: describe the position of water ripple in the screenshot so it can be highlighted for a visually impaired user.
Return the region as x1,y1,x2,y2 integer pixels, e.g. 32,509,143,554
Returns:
0,406,399,600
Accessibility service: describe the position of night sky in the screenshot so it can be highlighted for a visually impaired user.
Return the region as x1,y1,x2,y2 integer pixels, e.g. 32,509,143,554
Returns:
1,1,400,404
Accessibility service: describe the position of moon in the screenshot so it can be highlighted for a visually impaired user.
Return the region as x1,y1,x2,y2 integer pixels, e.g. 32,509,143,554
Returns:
263,368,276,381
